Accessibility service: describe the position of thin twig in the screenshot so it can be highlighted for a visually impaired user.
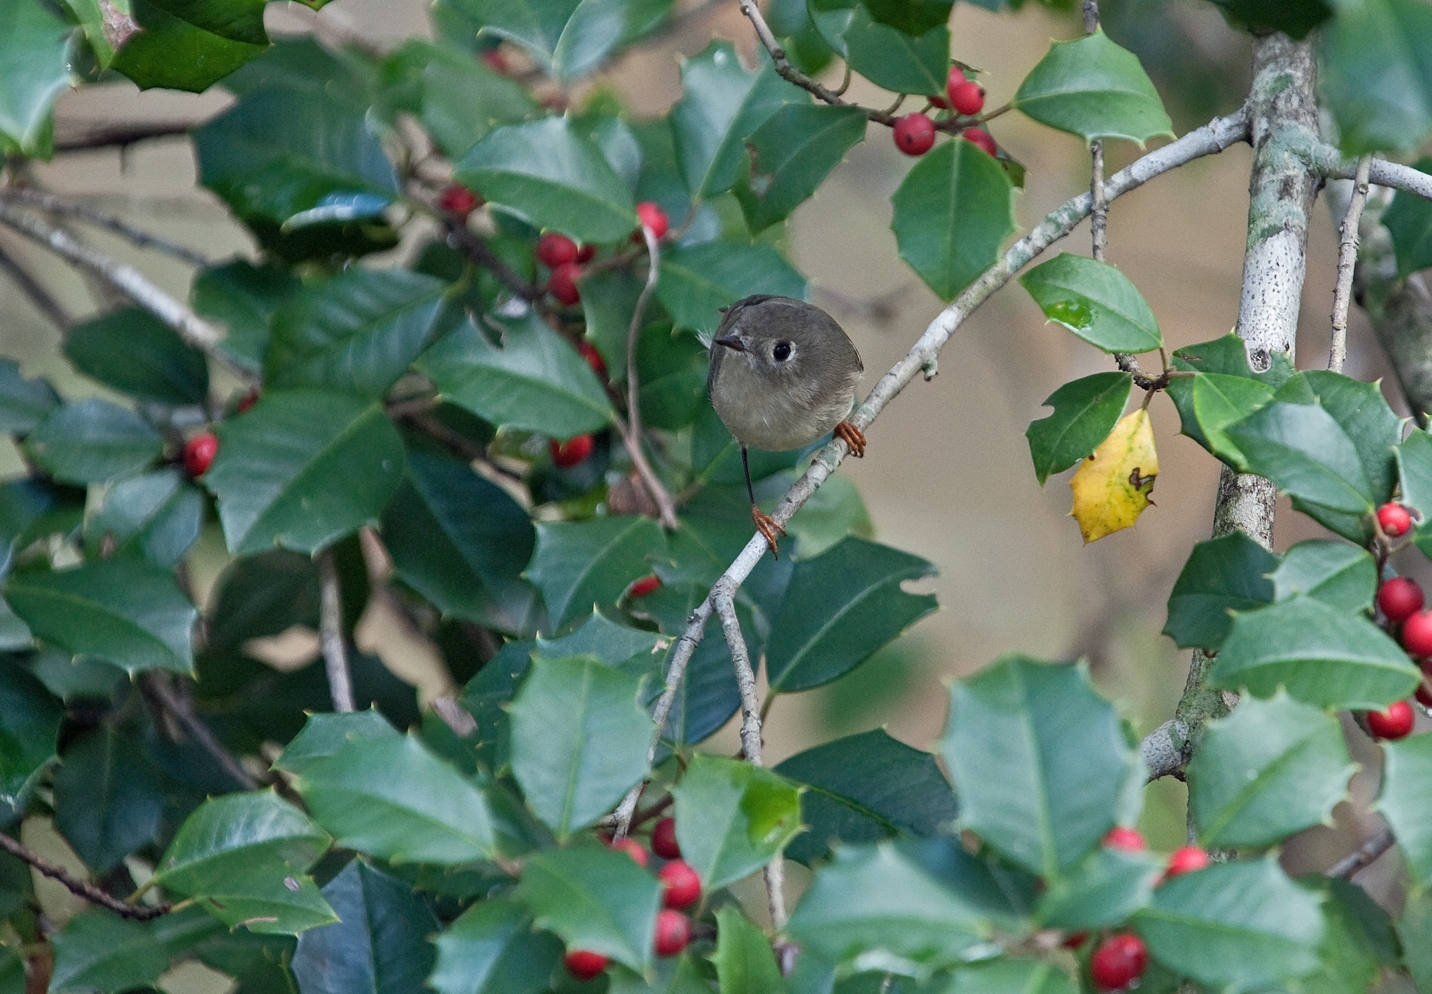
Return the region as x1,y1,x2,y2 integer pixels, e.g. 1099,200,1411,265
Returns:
143,676,260,790
1328,826,1393,879
623,227,679,530
0,241,72,331
735,0,898,126
610,105,1254,840
1329,154,1372,373
5,189,211,267
442,218,541,301
0,832,172,921
0,200,255,384
317,548,355,713
1305,149,1432,203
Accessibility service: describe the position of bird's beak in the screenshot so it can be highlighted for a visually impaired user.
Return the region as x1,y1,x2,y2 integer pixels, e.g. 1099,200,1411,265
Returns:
713,334,747,353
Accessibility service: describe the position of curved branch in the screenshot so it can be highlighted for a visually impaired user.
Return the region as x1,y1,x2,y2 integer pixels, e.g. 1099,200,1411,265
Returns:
317,548,355,713
4,189,211,267
619,227,679,529
0,832,172,921
611,105,1252,837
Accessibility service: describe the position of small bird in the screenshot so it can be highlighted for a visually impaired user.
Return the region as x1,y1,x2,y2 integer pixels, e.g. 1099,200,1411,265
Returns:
707,295,865,556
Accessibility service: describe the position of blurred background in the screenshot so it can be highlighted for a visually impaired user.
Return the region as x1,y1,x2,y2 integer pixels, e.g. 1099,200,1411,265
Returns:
0,0,1405,900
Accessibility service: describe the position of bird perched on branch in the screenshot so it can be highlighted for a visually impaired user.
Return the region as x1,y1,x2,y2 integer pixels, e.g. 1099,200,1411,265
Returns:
707,294,865,556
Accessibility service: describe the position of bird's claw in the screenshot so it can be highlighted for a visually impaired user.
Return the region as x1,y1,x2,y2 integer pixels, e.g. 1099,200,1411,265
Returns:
835,421,866,458
752,505,785,558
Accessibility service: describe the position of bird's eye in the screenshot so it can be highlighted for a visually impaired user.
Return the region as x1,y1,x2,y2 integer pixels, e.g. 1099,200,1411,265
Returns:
773,342,791,361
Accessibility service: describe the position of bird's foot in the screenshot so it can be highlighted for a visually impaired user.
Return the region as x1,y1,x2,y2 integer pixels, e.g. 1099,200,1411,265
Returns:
752,504,785,558
835,420,866,458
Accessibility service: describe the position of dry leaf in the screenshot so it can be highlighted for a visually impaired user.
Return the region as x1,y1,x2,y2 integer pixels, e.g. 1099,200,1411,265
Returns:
1070,409,1158,543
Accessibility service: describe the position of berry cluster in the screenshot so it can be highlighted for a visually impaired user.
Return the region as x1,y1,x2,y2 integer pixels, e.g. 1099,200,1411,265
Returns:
891,68,997,159
1073,828,1210,990
1371,501,1430,738
563,818,700,980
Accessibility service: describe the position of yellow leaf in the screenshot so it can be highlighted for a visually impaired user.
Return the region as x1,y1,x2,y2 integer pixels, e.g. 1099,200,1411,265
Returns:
1069,409,1158,543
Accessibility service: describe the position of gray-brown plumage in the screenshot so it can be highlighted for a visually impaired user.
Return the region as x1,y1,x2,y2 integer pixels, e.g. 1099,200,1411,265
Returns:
707,294,865,555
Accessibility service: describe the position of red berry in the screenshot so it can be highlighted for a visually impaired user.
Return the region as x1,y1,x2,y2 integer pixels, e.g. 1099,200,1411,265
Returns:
1165,845,1210,878
893,113,936,156
929,94,949,109
576,243,596,264
635,202,669,240
548,262,583,306
578,341,607,380
948,79,985,116
550,435,594,469
1404,611,1432,656
1090,933,1148,991
651,816,680,859
607,836,649,868
538,232,579,268
653,910,691,957
963,127,997,156
1418,664,1432,707
1368,700,1416,740
183,432,219,478
1379,502,1414,537
1379,576,1425,623
236,389,259,414
437,184,480,219
658,860,701,909
564,950,609,980
629,575,661,599
1102,826,1146,853
480,49,508,74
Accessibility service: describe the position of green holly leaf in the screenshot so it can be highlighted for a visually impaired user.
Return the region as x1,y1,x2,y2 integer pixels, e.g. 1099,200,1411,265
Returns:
293,733,496,864
670,754,802,890
514,843,663,972
64,308,210,406
429,896,562,994
713,907,789,994
49,912,170,994
273,709,398,776
1378,732,1432,888
6,558,197,675
383,447,539,636
53,727,166,874
1269,540,1376,613
656,242,808,335
508,655,653,838
784,841,995,979
1187,692,1356,849
550,0,676,82
457,117,636,243
940,655,1136,879
1209,595,1419,710
113,0,270,92
24,399,163,485
191,260,302,375
526,516,666,634
291,861,438,994
207,389,405,556
154,791,336,935
85,470,204,568
1400,889,1432,994
1172,373,1278,464
1301,877,1398,994
1319,0,1432,154
670,41,794,200
1013,29,1173,145
1026,372,1132,485
418,312,614,439
1381,158,1432,277
635,326,709,431
0,656,61,806
0,359,59,434
1207,0,1332,38
1133,858,1324,992
766,537,937,694
775,729,956,865
0,0,73,155
940,959,1079,994
807,0,949,96
266,268,448,397
1163,531,1278,652
733,104,867,234
418,41,539,159
1035,847,1160,931
891,139,1017,301
1019,254,1163,354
